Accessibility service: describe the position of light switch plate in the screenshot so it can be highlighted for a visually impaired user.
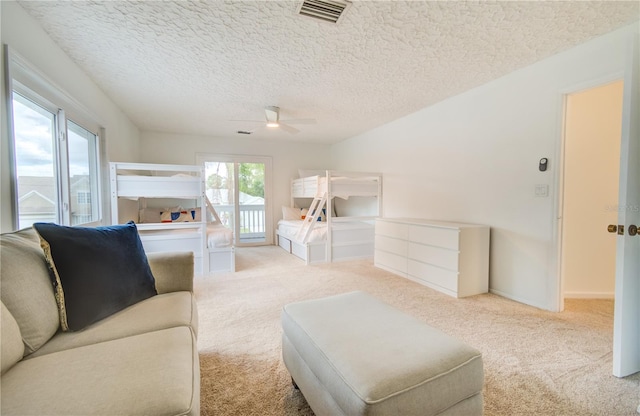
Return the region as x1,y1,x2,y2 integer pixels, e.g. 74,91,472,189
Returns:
535,184,549,197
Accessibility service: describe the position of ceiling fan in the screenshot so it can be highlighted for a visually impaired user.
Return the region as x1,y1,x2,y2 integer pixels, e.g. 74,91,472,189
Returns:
232,106,316,134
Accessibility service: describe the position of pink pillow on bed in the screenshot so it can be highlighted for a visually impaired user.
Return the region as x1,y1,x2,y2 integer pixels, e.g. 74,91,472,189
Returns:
282,206,301,220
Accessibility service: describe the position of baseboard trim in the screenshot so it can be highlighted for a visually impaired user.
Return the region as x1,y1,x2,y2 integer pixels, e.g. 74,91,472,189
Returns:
489,289,549,311
563,291,615,299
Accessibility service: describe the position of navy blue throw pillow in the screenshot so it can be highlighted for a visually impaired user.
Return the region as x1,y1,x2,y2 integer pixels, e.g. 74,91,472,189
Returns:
33,221,157,331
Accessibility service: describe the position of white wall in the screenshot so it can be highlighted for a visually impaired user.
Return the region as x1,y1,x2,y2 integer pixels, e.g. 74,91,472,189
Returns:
0,1,140,232
139,131,332,237
562,81,622,298
331,23,639,310
2,0,636,310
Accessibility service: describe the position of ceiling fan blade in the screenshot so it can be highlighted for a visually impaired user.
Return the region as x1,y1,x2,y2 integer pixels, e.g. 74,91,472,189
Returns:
282,118,316,125
230,107,313,135
279,123,300,134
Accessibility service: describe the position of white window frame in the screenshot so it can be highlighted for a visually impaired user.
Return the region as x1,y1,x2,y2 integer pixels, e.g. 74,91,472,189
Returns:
5,46,106,229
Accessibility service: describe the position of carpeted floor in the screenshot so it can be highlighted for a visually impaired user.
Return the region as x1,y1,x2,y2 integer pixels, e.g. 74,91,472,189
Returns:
195,246,640,416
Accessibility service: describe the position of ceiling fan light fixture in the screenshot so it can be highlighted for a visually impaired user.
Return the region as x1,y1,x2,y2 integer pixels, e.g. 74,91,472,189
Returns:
265,106,281,128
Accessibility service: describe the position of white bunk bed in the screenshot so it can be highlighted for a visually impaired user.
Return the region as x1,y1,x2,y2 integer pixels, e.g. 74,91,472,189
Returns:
276,170,382,264
110,162,235,275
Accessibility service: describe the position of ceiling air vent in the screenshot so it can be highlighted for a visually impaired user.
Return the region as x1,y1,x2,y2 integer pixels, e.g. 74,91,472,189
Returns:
297,0,351,24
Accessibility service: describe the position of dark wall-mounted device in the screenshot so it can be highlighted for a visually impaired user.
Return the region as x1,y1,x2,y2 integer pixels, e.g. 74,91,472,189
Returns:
539,158,548,172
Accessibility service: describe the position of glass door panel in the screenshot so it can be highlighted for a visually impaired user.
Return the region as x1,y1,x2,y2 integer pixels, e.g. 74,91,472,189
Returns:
238,162,266,244
204,161,235,235
202,157,270,247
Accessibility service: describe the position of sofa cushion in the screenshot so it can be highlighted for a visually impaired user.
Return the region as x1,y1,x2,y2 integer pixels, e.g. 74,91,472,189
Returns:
0,326,199,416
0,228,60,355
27,291,198,359
33,221,157,331
147,251,195,294
1,302,24,375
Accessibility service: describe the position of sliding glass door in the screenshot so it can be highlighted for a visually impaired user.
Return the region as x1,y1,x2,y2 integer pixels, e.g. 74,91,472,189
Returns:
197,154,272,246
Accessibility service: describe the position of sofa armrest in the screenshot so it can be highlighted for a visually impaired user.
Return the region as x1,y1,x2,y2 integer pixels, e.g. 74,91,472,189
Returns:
146,251,194,294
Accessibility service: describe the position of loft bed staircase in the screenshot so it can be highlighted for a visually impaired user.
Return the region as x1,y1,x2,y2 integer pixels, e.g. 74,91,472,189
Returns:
296,192,327,242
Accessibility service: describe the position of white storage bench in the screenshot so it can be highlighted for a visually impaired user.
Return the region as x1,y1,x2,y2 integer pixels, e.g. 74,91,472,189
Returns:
281,291,484,416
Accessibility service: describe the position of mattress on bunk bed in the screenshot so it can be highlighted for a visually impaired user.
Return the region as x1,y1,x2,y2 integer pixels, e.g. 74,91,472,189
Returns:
207,223,233,248
277,220,327,242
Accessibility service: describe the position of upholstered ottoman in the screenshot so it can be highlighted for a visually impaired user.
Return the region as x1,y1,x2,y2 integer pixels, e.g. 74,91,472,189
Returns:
281,291,484,416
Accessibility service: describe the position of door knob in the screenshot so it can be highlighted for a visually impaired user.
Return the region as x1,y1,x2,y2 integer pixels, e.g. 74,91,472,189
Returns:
608,224,624,235
608,224,639,235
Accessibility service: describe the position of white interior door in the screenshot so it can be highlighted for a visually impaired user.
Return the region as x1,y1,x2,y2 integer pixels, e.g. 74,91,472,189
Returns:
612,32,640,378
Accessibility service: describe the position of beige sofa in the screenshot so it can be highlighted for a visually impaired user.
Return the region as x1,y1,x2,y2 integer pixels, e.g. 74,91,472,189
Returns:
0,227,200,415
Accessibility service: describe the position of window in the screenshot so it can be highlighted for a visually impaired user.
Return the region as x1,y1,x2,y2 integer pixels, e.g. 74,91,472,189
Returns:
12,93,58,227
77,191,91,204
7,50,103,229
67,120,100,225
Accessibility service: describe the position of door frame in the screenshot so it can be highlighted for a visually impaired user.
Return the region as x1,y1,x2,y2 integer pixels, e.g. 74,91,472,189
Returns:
552,31,639,378
196,153,273,247
552,72,623,313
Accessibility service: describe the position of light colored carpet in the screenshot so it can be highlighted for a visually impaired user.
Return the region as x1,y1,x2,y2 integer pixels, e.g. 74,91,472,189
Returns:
195,246,640,416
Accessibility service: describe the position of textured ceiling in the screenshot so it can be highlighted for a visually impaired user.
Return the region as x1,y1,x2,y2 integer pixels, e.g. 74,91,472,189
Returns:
17,0,640,144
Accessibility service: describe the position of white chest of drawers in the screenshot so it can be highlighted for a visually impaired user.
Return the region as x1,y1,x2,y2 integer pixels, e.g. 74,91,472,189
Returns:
374,218,490,298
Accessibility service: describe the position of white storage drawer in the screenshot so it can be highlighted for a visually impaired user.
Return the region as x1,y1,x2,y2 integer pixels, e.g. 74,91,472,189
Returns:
375,235,407,256
408,225,459,250
209,247,235,273
375,220,409,240
333,242,375,261
278,234,292,252
408,260,458,294
332,225,374,244
374,218,489,298
140,232,202,253
408,242,458,271
374,249,407,275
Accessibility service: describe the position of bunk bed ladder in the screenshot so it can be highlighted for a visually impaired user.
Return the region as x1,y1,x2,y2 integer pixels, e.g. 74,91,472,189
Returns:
296,192,327,243
204,195,222,224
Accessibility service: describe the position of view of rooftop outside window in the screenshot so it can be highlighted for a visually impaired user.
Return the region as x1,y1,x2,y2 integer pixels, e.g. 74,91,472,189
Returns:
67,120,99,225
